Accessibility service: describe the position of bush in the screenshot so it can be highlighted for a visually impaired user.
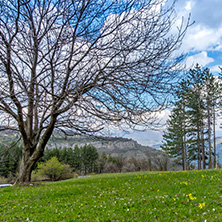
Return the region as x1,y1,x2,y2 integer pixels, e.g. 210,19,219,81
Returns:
103,162,118,173
0,176,7,184
33,157,74,181
60,164,74,180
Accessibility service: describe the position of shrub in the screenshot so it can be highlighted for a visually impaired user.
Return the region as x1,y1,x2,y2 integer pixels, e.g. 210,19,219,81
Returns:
33,157,74,181
0,176,7,184
60,164,74,180
103,162,118,173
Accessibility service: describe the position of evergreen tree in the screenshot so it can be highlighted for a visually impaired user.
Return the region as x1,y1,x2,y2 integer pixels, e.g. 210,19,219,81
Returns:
60,148,75,166
162,64,221,169
0,143,22,178
72,145,81,171
80,145,99,174
161,100,187,170
98,152,107,173
186,64,206,169
203,73,221,168
42,147,61,162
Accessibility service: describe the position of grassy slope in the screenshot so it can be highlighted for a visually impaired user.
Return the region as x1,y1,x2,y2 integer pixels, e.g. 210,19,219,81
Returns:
1,170,222,221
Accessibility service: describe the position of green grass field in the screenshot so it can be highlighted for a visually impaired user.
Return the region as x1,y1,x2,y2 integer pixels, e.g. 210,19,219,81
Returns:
1,170,222,221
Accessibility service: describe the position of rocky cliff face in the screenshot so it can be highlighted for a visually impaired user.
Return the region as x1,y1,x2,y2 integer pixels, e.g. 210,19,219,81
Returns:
81,140,160,159
48,136,154,158
47,136,159,159
47,135,181,170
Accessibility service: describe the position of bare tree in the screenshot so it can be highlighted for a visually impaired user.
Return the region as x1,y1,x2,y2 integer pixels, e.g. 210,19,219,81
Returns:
0,0,190,183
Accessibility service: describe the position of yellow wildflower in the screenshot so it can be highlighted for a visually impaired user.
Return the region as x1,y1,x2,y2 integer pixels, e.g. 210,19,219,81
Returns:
180,181,188,185
188,193,196,200
198,202,205,209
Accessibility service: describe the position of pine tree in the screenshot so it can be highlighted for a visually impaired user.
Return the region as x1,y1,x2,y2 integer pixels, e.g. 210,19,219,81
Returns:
73,145,81,171
185,64,207,169
161,100,187,170
0,143,22,178
162,64,221,170
204,73,222,168
80,145,99,174
98,152,107,173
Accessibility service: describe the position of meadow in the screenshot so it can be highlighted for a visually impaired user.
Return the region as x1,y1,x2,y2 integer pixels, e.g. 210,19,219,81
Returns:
1,170,222,221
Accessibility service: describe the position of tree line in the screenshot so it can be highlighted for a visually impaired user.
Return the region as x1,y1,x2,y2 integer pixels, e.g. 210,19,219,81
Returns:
0,143,22,179
161,64,222,170
42,145,99,174
0,144,100,178
0,142,173,182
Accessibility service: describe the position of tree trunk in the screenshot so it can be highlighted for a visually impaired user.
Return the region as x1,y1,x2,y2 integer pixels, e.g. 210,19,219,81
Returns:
15,116,57,184
213,108,216,168
183,134,187,170
197,95,202,170
16,155,38,184
15,143,44,184
197,125,201,170
207,98,212,169
181,142,185,170
200,124,205,169
182,103,187,171
181,144,184,171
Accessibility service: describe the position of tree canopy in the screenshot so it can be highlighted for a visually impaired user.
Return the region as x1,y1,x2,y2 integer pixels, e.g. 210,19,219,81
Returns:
0,0,190,183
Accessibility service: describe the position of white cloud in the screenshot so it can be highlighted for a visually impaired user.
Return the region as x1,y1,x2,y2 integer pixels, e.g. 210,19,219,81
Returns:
185,51,214,68
211,45,222,52
177,0,222,28
210,65,222,73
155,109,171,124
174,0,222,54
179,25,222,53
184,0,195,11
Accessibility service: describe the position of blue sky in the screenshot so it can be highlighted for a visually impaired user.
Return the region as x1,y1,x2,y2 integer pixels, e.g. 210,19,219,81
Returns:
119,0,222,147
176,0,222,72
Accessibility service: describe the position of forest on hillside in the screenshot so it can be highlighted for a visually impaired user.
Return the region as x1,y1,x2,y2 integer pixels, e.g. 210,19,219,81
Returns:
0,142,171,183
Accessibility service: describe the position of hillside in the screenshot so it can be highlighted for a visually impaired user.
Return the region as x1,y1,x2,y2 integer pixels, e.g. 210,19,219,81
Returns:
0,132,181,170
47,135,181,170
1,170,222,221
2,131,222,168
47,135,157,158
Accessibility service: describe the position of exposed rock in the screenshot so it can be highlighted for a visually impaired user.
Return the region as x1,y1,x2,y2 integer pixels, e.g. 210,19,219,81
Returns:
47,136,155,159
47,135,181,170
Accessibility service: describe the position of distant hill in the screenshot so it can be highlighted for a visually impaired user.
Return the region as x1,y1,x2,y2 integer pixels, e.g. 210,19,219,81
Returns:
48,135,157,159
2,130,222,168
0,132,181,170
47,135,181,170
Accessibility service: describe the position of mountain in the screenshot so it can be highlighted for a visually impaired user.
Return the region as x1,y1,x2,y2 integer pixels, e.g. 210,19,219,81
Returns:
0,131,181,170
47,135,181,170
0,131,166,161
47,135,157,159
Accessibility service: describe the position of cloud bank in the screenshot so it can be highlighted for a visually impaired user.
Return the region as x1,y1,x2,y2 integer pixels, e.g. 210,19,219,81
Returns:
176,0,222,70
